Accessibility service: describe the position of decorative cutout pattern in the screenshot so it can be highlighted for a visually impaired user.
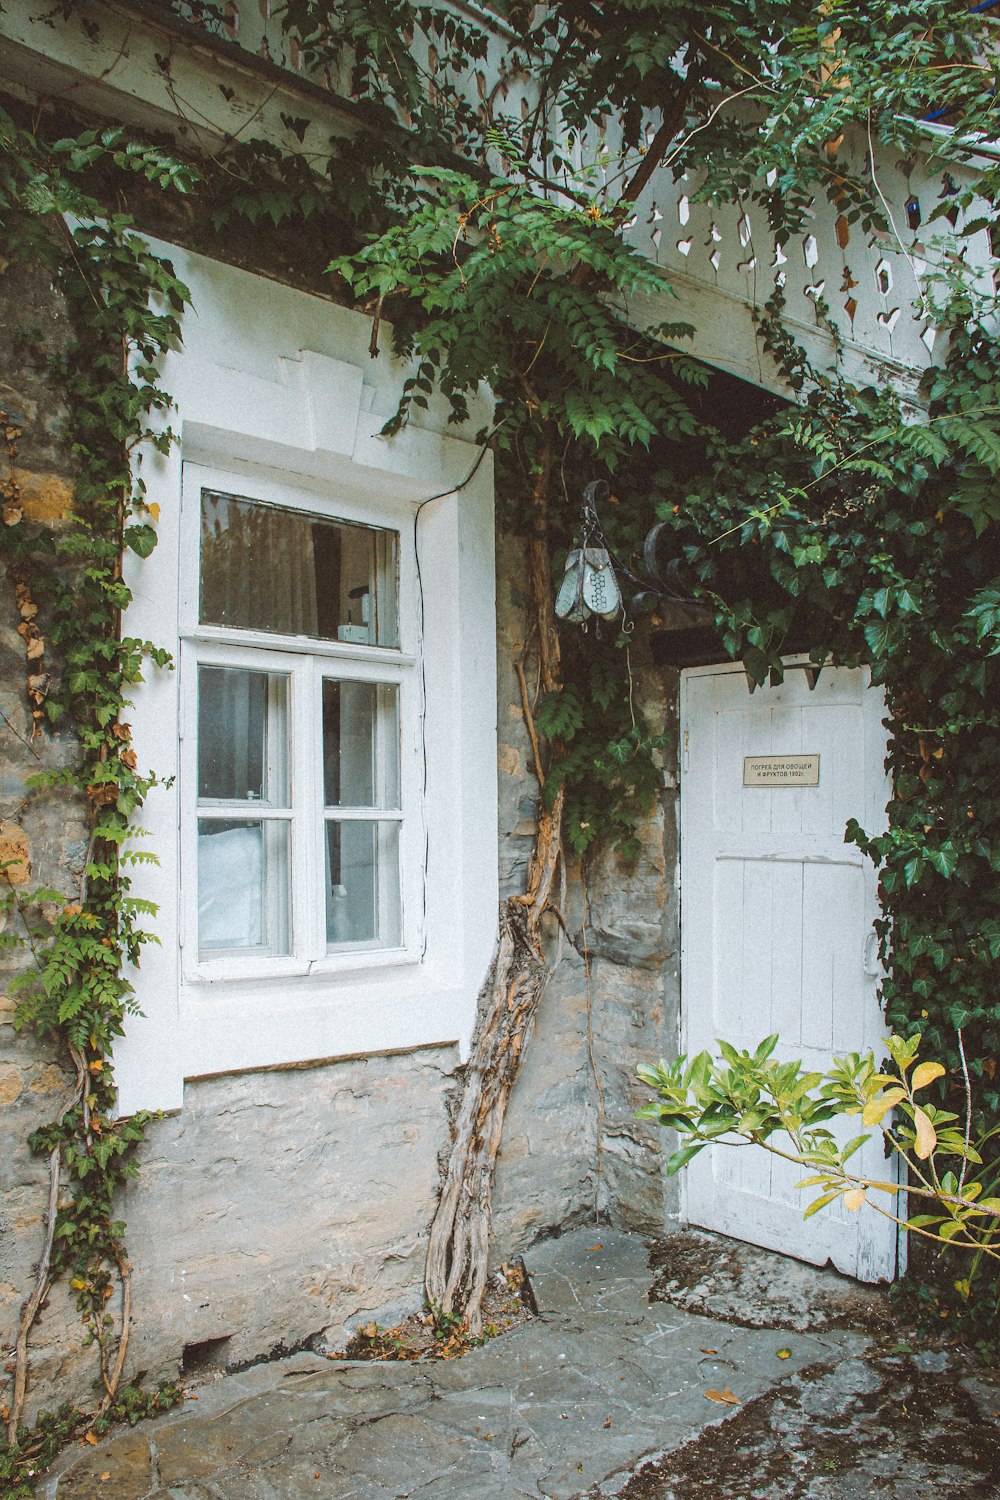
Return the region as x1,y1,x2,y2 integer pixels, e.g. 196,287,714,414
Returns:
613,121,995,384
216,6,996,388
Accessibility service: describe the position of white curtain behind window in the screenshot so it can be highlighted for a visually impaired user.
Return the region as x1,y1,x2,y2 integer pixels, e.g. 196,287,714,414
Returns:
200,494,320,636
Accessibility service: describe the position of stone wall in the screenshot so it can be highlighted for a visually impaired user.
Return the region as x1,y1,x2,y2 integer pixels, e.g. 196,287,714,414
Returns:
0,248,681,1424
491,536,680,1249
0,252,95,1417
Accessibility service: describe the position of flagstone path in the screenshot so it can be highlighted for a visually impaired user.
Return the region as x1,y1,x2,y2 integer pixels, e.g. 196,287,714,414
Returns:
35,1228,1000,1499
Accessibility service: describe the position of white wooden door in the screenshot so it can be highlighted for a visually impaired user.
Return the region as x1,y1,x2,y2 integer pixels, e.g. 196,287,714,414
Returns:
679,660,897,1281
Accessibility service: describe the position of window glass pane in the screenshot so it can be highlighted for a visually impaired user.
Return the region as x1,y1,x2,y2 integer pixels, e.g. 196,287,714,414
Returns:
198,819,290,954
198,667,289,805
322,680,399,809
325,821,400,948
200,490,398,646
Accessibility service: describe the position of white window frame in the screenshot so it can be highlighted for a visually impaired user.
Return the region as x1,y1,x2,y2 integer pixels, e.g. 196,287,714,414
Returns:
116,240,498,1115
179,463,422,983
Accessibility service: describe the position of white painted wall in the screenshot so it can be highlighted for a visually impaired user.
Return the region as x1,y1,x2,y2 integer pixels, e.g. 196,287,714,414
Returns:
116,242,499,1113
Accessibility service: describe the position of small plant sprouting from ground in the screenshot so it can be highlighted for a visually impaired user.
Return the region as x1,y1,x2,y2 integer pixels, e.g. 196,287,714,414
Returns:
339,1265,531,1363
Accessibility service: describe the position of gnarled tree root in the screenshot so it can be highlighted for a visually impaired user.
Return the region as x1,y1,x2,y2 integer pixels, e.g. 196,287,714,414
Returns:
425,890,555,1336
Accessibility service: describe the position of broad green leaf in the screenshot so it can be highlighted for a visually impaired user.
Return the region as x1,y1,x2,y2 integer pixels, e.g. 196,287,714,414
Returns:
927,846,959,879
124,523,157,559
665,1143,706,1175
753,1034,780,1062
864,618,901,658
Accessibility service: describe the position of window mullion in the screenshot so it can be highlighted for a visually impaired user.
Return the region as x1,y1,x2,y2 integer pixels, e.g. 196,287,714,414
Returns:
296,656,322,965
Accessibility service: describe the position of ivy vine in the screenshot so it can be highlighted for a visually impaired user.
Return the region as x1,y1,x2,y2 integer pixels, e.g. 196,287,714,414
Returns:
1,108,193,1472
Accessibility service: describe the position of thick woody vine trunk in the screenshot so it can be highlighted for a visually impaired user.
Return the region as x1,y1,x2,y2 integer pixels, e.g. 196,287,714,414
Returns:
425,449,565,1335
426,93,693,1336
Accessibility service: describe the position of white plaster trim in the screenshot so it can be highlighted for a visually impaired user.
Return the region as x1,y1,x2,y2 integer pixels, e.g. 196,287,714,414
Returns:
115,241,498,1113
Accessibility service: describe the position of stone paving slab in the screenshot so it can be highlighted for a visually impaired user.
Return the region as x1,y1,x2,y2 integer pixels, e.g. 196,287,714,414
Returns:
33,1226,973,1500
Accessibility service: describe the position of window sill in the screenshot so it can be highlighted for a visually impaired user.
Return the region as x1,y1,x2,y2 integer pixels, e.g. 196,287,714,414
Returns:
184,945,421,986
172,967,469,1088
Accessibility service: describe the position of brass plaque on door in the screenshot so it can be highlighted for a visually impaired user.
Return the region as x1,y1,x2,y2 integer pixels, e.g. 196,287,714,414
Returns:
743,754,820,787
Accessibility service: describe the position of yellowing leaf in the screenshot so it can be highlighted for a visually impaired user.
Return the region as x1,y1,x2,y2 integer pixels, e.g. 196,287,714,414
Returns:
911,1061,946,1092
705,1386,741,1405
914,1106,937,1160
84,1432,98,1446
843,1187,868,1211
862,1087,906,1125
776,1348,792,1359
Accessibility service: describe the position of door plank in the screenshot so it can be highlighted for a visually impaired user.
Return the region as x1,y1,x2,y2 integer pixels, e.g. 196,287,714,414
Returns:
680,661,896,1281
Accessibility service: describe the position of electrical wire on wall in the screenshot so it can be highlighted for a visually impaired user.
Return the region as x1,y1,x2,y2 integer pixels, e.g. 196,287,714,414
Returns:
411,419,506,959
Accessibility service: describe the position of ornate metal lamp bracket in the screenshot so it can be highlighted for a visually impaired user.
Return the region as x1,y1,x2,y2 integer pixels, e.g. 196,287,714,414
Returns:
554,481,703,628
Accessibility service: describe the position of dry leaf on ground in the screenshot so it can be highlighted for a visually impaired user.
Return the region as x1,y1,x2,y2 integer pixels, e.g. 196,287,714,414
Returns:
704,1386,741,1405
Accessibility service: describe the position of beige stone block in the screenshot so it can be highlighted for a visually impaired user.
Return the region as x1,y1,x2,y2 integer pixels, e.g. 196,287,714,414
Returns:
31,1062,68,1094
498,742,522,777
17,469,74,523
0,1062,24,1105
0,820,30,883
1,1205,44,1235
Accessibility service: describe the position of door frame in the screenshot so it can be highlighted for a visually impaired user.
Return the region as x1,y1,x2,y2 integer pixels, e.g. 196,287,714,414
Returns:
676,656,903,1278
